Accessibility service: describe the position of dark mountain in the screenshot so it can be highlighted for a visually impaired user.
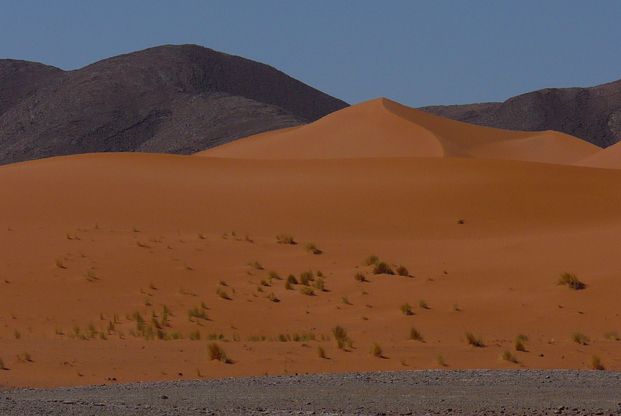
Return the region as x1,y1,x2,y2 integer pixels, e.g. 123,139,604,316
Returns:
422,79,621,148
0,44,348,164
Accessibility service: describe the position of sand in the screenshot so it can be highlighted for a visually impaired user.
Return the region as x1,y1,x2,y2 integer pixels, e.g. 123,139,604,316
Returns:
576,140,621,169
1,99,620,388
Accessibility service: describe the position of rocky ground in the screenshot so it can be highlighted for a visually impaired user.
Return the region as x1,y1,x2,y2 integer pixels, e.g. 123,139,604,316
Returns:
1,370,620,415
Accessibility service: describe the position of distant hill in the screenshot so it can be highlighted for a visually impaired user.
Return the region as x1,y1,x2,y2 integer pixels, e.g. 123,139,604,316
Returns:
0,44,348,164
422,79,621,148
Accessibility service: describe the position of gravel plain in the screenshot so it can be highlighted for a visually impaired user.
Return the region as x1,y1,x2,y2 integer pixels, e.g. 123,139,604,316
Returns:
1,370,621,416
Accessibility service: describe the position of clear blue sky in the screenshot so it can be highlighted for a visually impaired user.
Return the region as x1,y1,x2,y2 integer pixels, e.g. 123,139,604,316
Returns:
1,1,620,106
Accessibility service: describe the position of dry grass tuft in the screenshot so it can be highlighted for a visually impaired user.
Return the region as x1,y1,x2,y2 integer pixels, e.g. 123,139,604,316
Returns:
317,346,327,359
400,303,414,316
364,255,380,266
304,242,323,255
371,342,383,358
373,262,394,275
299,271,315,286
207,343,232,363
276,234,296,245
300,286,315,296
409,327,424,342
332,325,352,350
0,358,6,370
396,265,409,276
514,334,528,352
354,273,368,283
572,332,590,345
558,272,586,290
216,287,231,300
418,300,429,310
501,350,518,363
436,354,447,367
465,332,485,347
591,355,605,370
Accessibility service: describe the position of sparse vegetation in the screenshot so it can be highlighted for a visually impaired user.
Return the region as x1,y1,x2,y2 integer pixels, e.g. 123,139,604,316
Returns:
300,286,315,296
354,272,368,282
0,358,6,370
207,343,231,363
371,342,383,358
189,330,201,341
304,242,322,255
572,332,590,345
317,346,327,359
396,265,409,276
276,234,296,245
465,332,485,347
341,296,352,305
436,354,447,366
591,355,605,370
409,327,424,342
332,325,352,350
558,272,586,290
287,274,298,285
604,331,620,341
55,258,67,269
299,271,314,286
248,261,264,270
216,287,231,300
313,277,326,291
515,334,528,352
502,350,518,363
269,271,282,280
188,307,209,321
400,303,413,316
364,255,379,266
373,262,394,275
418,300,429,310
266,292,280,303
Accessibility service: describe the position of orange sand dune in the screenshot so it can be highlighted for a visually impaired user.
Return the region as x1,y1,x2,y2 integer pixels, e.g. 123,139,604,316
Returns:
197,98,600,165
1,152,621,387
576,141,621,169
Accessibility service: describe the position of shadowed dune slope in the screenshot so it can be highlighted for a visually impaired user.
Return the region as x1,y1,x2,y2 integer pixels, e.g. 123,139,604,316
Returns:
576,141,621,169
198,98,599,164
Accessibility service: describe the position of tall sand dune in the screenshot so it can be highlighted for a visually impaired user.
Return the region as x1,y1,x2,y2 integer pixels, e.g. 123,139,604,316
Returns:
1,151,621,387
576,141,621,169
198,98,600,165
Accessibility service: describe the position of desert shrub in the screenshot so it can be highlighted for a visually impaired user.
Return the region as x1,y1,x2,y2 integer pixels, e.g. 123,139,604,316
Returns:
284,280,293,290
572,332,590,345
409,327,424,342
400,303,413,316
55,258,67,269
373,262,394,275
14,330,21,340
216,287,231,300
514,334,528,352
207,343,231,363
276,234,296,245
269,271,282,280
313,277,326,291
604,331,620,341
364,255,380,266
266,292,280,303
502,350,518,363
341,296,352,305
591,355,605,370
436,355,447,366
317,346,327,359
299,271,314,286
248,261,264,270
371,343,383,358
300,286,315,296
189,331,201,341
354,273,368,282
332,325,352,350
418,300,429,310
396,265,409,276
304,242,322,255
465,332,484,347
287,274,298,285
260,279,271,287
558,272,586,290
188,307,209,321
